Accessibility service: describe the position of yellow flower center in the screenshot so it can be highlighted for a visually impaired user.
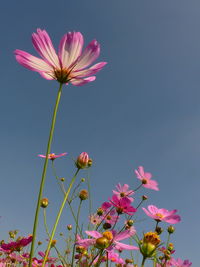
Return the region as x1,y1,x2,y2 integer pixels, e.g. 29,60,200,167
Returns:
143,232,161,246
102,231,113,241
155,213,164,219
142,178,147,184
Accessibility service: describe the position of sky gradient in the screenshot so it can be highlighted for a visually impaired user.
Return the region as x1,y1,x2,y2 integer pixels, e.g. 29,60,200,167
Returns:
0,0,199,265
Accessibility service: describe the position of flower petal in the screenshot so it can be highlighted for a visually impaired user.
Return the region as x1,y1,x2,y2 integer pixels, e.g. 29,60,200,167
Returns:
114,241,139,250
85,231,102,238
70,76,96,86
32,29,60,69
74,40,100,70
72,62,107,78
58,32,84,69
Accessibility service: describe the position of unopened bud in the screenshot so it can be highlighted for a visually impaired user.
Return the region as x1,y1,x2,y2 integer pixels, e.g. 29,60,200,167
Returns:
142,195,148,200
81,178,85,182
51,240,57,247
125,259,133,264
67,224,72,231
167,226,175,234
9,231,15,239
79,189,89,200
127,220,134,226
155,226,163,235
103,223,112,230
95,237,110,249
40,198,49,208
97,208,104,216
60,177,65,182
76,152,91,169
38,241,42,246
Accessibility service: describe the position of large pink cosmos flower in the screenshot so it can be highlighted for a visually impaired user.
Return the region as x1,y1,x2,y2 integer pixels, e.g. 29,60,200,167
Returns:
38,152,67,160
135,166,159,191
76,227,138,251
110,195,137,215
142,205,181,224
113,183,134,202
15,29,107,86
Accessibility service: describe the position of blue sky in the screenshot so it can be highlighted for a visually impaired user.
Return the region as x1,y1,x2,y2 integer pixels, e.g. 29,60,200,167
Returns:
0,0,199,265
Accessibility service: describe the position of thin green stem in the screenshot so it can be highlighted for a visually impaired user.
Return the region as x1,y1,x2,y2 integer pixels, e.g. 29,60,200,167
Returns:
29,83,63,267
71,200,82,266
42,168,80,267
141,256,146,267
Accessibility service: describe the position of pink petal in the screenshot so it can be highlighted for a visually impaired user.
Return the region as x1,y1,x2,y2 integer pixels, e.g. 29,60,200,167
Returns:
144,172,152,179
85,231,102,239
15,50,53,73
138,166,145,176
114,228,136,241
164,215,181,224
148,205,159,214
59,32,84,69
73,40,100,70
32,29,60,69
71,62,107,78
114,241,139,250
70,76,96,86
38,154,46,158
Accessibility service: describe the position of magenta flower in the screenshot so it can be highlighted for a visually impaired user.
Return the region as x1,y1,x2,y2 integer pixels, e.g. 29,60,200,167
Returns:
0,235,32,252
15,29,107,86
113,183,134,202
110,195,137,215
142,205,181,224
38,152,67,160
135,166,159,191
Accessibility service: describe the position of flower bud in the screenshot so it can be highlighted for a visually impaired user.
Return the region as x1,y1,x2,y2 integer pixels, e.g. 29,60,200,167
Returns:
40,198,49,208
140,232,160,258
142,195,148,200
67,224,72,231
95,237,110,249
38,241,42,246
81,178,85,182
167,225,175,234
168,243,174,251
79,189,89,200
76,152,91,169
97,208,104,216
125,259,133,264
60,177,65,182
155,226,163,235
51,239,57,247
127,220,134,226
9,231,15,239
103,223,112,230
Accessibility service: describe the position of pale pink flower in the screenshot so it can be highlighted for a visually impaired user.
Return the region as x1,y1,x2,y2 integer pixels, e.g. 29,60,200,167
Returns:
135,166,159,191
76,152,92,169
142,205,181,224
170,258,192,267
110,195,137,215
15,29,107,86
113,183,134,202
103,210,119,225
77,227,138,251
38,152,67,160
89,214,102,225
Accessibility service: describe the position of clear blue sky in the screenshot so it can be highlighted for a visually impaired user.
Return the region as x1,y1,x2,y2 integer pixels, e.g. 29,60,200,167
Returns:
0,0,199,265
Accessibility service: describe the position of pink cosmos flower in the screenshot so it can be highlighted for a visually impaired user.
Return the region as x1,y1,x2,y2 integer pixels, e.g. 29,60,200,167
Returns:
89,214,102,225
170,258,192,267
135,166,159,191
142,205,181,224
77,227,138,251
38,152,67,160
15,29,107,86
0,235,32,252
113,183,134,202
110,195,137,215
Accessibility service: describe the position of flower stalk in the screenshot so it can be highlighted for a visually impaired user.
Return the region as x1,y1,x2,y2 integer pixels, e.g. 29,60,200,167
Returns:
29,83,63,267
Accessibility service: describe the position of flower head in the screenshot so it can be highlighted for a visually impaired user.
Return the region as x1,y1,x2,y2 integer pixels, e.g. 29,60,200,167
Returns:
0,235,32,252
15,29,107,86
135,166,159,191
142,205,181,224
113,183,134,202
110,195,137,215
170,258,192,267
38,152,67,160
76,152,92,169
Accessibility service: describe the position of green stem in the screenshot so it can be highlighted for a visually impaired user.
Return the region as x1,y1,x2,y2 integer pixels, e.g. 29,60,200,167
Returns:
29,83,63,267
42,168,80,267
141,256,146,267
71,200,82,266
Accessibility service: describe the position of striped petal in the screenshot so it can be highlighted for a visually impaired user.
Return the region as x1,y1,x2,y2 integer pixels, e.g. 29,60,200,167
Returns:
59,32,83,69
72,62,107,78
32,29,60,69
73,40,100,71
15,50,53,73
70,76,96,86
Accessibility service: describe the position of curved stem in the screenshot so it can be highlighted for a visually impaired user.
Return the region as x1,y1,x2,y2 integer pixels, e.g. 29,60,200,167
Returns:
71,200,82,266
29,83,63,267
42,168,80,267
